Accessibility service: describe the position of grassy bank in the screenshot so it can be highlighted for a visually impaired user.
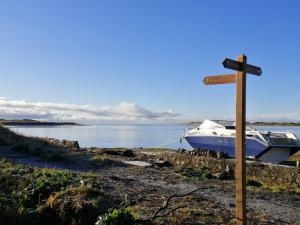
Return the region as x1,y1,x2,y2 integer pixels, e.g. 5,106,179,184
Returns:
0,159,121,225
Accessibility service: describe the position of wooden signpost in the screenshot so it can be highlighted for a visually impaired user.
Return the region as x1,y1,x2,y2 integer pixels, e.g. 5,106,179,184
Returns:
202,54,262,225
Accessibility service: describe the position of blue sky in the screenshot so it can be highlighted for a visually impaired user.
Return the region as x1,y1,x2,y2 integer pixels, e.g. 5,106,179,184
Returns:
0,0,300,122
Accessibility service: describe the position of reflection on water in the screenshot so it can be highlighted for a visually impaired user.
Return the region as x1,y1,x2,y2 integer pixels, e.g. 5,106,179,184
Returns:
8,124,300,149
8,124,192,149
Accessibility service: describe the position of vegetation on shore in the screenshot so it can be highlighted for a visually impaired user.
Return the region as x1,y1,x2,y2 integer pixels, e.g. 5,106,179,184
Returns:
249,121,300,126
1,156,298,225
0,158,122,225
0,119,81,126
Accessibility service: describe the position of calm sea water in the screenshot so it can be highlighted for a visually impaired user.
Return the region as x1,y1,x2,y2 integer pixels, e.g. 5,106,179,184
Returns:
7,125,300,149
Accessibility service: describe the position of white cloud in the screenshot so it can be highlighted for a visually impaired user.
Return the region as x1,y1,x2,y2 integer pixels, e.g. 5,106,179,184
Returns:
0,97,179,123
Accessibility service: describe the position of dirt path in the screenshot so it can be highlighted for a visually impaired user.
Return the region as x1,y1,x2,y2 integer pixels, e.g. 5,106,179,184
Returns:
0,147,74,170
0,147,95,171
125,168,300,224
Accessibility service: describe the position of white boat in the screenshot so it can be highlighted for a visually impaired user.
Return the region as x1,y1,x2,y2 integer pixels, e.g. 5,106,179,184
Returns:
183,120,300,163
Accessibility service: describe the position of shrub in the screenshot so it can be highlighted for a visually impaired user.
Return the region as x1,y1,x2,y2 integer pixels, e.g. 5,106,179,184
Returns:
31,169,73,197
95,208,137,225
179,167,213,179
12,168,74,208
38,186,116,225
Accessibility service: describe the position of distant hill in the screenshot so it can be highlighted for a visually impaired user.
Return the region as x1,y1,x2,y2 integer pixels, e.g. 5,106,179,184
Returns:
249,121,300,126
0,119,81,126
185,121,300,126
185,121,203,126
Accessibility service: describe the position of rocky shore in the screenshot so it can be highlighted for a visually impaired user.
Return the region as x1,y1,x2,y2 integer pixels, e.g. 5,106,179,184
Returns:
0,125,299,225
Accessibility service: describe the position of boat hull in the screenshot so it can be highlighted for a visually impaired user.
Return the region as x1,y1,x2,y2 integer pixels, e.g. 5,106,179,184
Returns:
184,135,300,163
256,146,300,163
184,135,267,157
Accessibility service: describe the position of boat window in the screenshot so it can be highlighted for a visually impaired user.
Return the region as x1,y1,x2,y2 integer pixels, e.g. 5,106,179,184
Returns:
267,132,298,145
225,126,235,129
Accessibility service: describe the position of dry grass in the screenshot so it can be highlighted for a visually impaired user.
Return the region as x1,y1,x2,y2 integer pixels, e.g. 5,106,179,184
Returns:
289,150,300,161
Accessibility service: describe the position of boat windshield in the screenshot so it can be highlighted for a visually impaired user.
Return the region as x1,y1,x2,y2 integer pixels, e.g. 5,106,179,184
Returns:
225,126,235,130
224,125,256,131
203,120,257,131
267,132,298,145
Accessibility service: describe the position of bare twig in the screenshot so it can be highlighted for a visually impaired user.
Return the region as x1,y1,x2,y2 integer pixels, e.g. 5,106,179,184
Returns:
136,187,209,223
152,204,187,219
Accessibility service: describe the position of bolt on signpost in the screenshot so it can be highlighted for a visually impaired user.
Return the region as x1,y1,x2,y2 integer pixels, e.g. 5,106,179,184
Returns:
202,54,262,225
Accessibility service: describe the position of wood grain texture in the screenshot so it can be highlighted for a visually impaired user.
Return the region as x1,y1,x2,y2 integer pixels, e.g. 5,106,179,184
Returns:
202,74,236,85
235,54,247,225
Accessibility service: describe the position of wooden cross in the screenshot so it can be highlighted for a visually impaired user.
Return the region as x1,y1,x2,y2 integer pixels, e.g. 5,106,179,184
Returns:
202,54,262,225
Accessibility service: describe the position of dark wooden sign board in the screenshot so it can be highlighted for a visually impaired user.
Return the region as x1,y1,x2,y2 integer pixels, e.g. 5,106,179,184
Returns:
223,58,262,76
202,54,262,225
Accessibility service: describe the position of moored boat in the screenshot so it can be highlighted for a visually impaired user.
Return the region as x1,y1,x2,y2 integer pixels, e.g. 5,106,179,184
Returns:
183,120,300,163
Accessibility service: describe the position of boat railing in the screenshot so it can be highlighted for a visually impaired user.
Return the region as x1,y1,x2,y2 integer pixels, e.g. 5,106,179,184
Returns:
288,131,300,144
252,132,269,145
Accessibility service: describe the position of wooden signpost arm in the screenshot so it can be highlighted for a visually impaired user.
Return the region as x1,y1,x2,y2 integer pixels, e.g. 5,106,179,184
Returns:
202,74,236,85
235,54,247,225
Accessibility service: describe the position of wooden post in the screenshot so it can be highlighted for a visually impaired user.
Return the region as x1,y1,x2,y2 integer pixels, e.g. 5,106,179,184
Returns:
202,55,261,225
235,54,247,225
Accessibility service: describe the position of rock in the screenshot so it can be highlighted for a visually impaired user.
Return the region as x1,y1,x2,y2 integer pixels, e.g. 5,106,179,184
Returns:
122,149,135,157
229,203,235,208
226,165,230,172
179,148,186,153
153,160,172,167
72,141,80,150
207,150,211,157
123,160,152,167
101,149,135,157
213,170,234,180
42,137,80,150
216,151,229,159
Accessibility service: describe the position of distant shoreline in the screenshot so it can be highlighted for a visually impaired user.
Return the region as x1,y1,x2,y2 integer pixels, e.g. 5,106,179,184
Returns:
0,119,81,126
185,121,300,127
249,122,300,126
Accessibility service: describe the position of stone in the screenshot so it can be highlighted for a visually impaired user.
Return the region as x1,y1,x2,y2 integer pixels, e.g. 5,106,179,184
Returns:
153,160,172,167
